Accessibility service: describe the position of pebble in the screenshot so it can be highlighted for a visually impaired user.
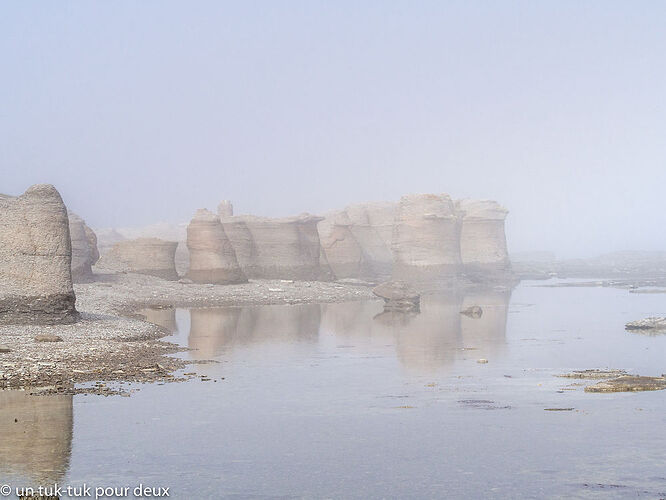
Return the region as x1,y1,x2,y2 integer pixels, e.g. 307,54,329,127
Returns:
34,334,63,343
0,344,11,353
477,358,488,364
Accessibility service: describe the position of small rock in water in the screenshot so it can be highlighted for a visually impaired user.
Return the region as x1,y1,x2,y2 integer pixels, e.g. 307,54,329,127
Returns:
34,334,63,343
461,306,483,318
477,358,488,364
625,317,666,333
558,369,627,379
372,281,420,313
0,344,11,353
585,375,666,393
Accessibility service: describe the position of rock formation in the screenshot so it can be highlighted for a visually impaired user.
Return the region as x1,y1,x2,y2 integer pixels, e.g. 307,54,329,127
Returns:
68,211,99,282
223,214,323,280
345,202,395,280
317,211,364,280
217,200,233,218
456,199,510,275
391,194,463,285
97,237,179,280
372,280,420,313
186,209,247,284
0,184,78,324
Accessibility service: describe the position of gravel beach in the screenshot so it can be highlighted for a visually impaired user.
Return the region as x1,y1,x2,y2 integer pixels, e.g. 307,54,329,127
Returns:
0,271,376,395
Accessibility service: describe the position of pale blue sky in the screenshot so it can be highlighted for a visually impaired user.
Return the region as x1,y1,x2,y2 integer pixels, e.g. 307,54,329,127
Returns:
1,1,665,257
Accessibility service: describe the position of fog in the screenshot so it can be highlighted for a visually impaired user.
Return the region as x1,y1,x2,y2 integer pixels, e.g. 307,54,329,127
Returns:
1,1,665,258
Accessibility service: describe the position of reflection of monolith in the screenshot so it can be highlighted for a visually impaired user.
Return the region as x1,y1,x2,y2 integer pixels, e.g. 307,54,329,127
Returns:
140,306,177,333
0,392,73,485
459,289,511,360
456,200,511,276
0,184,78,325
186,209,247,284
391,194,463,285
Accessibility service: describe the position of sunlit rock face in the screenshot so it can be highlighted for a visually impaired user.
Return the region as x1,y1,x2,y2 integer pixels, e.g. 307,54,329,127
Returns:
98,237,179,280
317,211,363,280
224,214,324,280
0,392,73,486
456,200,511,275
186,209,247,284
391,194,463,285
0,184,78,324
68,211,99,282
345,202,395,281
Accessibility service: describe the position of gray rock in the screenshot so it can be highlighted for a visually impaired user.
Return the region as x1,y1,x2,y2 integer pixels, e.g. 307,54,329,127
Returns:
625,317,666,332
97,237,179,280
460,305,483,318
69,211,99,282
34,334,63,343
0,344,11,353
187,209,247,284
0,184,78,325
372,281,420,313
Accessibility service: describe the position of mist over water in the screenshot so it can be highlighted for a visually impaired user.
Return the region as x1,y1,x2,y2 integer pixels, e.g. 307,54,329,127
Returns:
2,2,665,258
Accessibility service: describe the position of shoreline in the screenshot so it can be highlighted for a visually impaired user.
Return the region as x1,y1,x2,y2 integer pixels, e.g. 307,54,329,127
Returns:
0,272,378,396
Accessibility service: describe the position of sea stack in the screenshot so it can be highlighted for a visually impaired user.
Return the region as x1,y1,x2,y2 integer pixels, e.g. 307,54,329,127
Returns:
68,211,99,282
345,202,395,281
317,211,363,280
225,214,323,280
456,200,511,276
0,184,78,324
391,193,463,285
97,238,179,280
186,209,247,284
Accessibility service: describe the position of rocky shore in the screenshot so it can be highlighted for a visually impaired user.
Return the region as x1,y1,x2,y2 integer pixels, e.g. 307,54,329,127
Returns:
0,272,376,396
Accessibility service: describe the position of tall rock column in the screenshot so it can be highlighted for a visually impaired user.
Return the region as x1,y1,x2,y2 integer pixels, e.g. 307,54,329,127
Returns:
391,194,463,285
345,202,395,281
456,200,510,275
186,209,247,284
317,211,363,280
0,184,78,324
68,212,99,282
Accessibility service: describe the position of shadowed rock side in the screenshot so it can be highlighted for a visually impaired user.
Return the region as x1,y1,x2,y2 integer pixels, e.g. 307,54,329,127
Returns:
345,202,395,281
223,214,323,280
456,199,511,278
97,237,179,280
188,304,321,359
187,209,247,284
0,392,73,485
317,211,364,279
68,211,99,282
0,184,78,324
391,194,463,286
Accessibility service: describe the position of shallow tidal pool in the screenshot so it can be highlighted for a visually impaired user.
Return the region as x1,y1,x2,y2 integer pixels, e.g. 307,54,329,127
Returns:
2,280,666,499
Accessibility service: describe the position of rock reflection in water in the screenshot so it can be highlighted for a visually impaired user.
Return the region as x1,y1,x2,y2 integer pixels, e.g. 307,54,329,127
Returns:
0,391,73,485
188,304,321,359
140,306,178,333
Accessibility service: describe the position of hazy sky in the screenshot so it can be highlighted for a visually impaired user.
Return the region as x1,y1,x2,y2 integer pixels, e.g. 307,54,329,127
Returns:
1,1,665,258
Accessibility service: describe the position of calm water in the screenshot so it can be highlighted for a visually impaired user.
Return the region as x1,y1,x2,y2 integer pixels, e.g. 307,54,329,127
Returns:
1,280,666,499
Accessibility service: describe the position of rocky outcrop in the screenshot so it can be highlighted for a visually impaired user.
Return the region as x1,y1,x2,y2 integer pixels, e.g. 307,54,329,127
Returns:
68,212,99,282
625,317,666,334
97,238,179,280
0,184,78,324
217,200,233,218
187,209,247,284
223,214,323,280
372,281,420,313
456,200,510,275
345,202,395,280
391,194,463,285
317,211,363,280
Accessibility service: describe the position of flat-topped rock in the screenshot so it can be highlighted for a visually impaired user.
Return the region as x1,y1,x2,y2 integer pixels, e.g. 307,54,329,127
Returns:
97,237,179,280
391,194,463,284
224,213,324,280
187,209,247,284
0,184,78,324
373,280,420,313
625,317,666,333
456,199,511,275
317,210,363,280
